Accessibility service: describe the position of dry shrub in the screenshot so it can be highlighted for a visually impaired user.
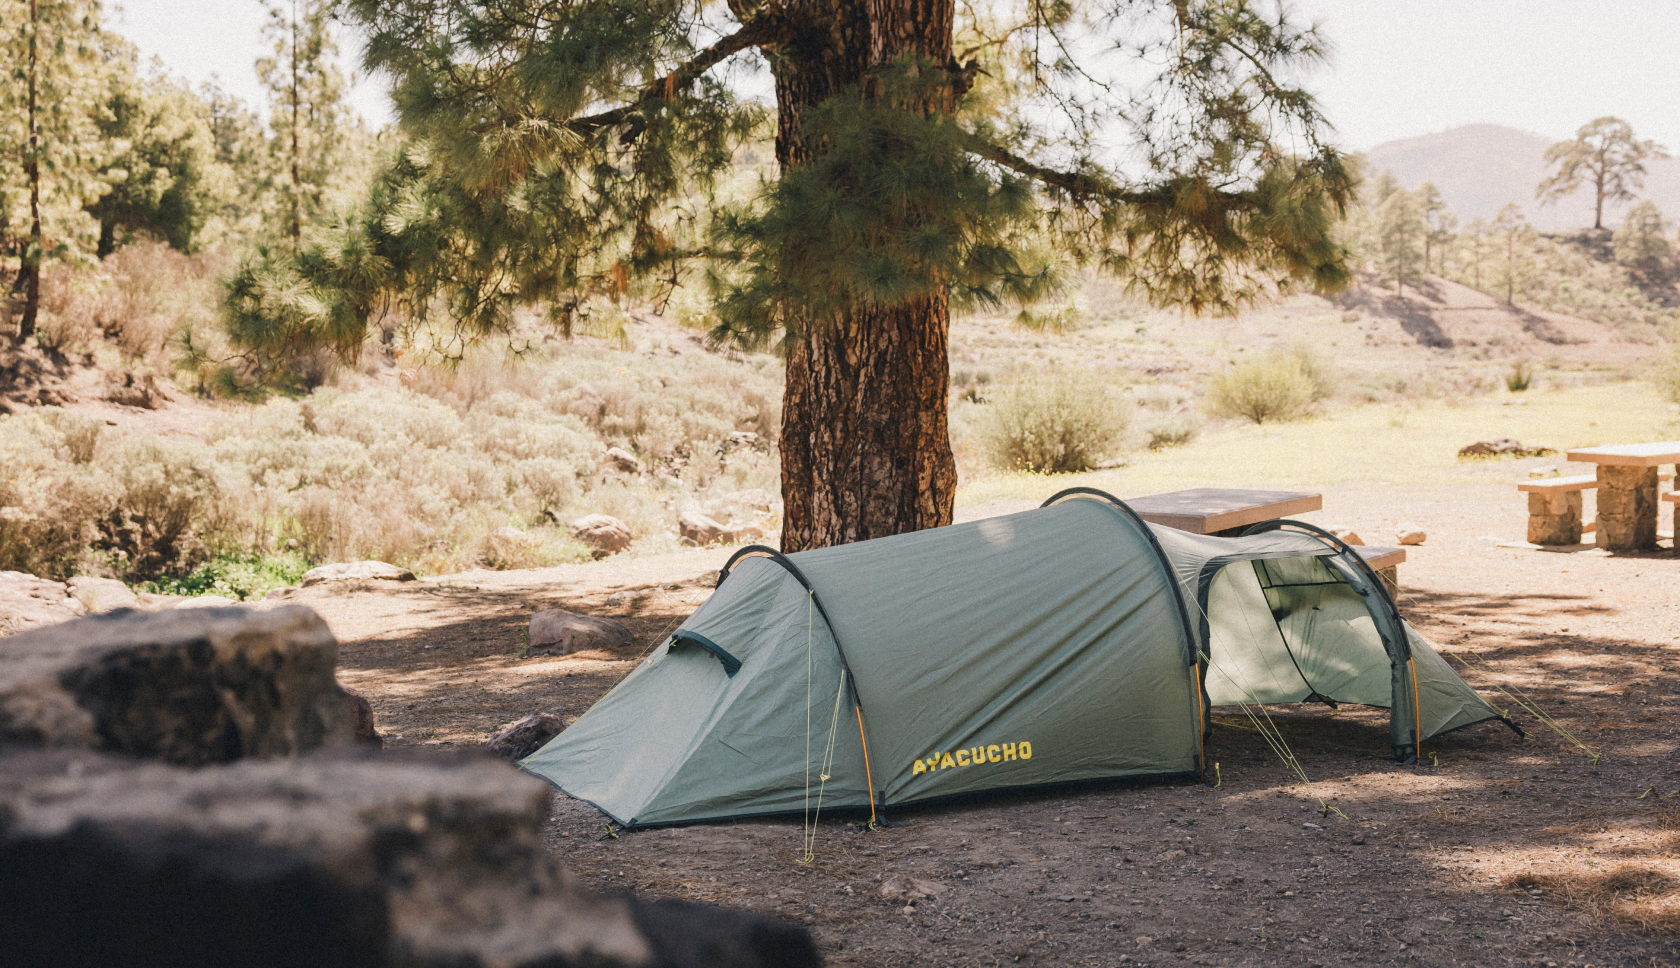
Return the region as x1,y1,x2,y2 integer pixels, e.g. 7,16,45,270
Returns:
30,243,223,365
1506,866,1680,933
982,373,1129,473
1142,412,1200,451
1206,351,1318,424
1654,347,1680,405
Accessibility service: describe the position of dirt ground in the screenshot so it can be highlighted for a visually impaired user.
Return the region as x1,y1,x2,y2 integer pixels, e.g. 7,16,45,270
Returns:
290,482,1680,968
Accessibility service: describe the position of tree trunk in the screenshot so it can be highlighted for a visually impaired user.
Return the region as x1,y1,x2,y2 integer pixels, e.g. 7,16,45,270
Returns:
290,0,302,254
1593,165,1606,230
18,0,41,342
771,0,958,552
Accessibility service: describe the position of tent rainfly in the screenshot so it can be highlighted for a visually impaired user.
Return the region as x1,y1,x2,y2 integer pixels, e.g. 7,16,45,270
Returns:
522,489,1517,828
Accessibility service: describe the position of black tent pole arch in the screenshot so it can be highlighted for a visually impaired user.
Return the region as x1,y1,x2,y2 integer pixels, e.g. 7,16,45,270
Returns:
716,544,885,825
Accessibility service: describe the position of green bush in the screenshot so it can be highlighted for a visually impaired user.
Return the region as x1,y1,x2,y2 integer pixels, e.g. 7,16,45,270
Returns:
1206,352,1317,424
982,374,1129,473
145,553,313,600
1505,359,1533,392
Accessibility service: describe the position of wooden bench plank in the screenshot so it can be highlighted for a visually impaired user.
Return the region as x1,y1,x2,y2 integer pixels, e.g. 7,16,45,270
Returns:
1517,474,1597,493
1353,546,1406,572
1517,471,1671,492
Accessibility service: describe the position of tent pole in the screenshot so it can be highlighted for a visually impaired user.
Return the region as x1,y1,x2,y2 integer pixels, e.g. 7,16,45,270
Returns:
855,707,879,828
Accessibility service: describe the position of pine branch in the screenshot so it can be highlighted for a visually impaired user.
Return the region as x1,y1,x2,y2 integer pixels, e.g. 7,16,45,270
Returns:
961,133,1246,208
568,14,788,134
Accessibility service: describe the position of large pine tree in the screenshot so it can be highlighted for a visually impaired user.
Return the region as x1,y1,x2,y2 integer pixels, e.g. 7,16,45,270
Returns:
302,0,1353,550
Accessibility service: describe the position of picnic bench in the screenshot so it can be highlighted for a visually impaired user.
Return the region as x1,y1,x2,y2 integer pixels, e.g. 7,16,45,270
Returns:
1127,487,1406,592
1533,443,1680,550
1518,471,1673,545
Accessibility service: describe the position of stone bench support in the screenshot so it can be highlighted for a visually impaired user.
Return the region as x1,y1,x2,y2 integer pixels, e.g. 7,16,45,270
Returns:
1527,490,1583,544
1517,474,1596,546
1598,465,1658,551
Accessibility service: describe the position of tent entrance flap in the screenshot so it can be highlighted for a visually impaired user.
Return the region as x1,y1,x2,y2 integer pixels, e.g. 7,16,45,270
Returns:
1200,556,1389,710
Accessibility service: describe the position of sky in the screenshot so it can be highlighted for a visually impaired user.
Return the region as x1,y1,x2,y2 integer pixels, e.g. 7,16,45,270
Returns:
111,0,1680,153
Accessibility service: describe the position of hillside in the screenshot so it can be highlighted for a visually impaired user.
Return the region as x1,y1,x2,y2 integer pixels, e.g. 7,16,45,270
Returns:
1365,123,1680,231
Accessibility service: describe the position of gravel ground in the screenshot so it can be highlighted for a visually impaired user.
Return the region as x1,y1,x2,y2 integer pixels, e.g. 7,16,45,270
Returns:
302,481,1680,968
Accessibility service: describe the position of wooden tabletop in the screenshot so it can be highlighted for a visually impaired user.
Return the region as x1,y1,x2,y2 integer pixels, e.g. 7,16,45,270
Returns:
1127,488,1322,534
1564,442,1680,466
1353,545,1407,571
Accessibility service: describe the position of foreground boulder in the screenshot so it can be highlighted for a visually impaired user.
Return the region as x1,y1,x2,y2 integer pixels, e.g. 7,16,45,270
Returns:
0,748,821,968
0,571,85,636
0,606,352,764
529,609,634,656
487,709,570,760
301,561,417,587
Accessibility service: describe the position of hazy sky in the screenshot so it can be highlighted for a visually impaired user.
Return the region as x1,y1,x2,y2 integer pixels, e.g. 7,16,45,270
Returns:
112,0,1680,153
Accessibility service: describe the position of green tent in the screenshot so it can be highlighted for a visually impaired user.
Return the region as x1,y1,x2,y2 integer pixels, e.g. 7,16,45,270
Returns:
523,489,1515,828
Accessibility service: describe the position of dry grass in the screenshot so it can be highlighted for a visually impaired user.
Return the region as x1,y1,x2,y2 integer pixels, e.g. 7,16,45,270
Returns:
1506,866,1680,934
956,381,1677,507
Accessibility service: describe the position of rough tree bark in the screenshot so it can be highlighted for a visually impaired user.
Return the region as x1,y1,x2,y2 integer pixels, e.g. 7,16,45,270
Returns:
772,0,959,552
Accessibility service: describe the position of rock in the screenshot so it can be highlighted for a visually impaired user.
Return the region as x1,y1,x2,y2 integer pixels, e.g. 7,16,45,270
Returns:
1352,831,1367,845
701,501,734,524
265,587,300,601
1458,438,1557,459
0,605,353,764
725,488,775,511
678,510,727,546
604,446,642,474
339,683,381,747
529,608,634,656
723,524,765,544
0,748,821,968
1302,822,1323,831
1395,524,1427,546
175,595,240,609
104,371,169,410
0,572,85,637
135,591,188,609
487,710,570,760
1329,529,1365,546
569,514,632,558
67,577,139,613
299,561,416,587
878,875,948,901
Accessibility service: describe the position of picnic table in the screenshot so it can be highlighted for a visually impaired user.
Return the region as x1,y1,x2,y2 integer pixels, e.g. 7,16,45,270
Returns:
1127,488,1407,593
1563,442,1680,551
1125,488,1322,536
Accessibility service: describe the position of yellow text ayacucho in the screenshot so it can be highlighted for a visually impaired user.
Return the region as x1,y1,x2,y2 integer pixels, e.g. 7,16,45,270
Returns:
910,742,1033,775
